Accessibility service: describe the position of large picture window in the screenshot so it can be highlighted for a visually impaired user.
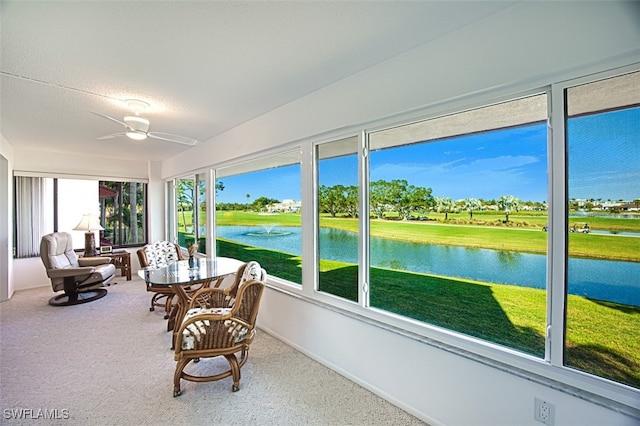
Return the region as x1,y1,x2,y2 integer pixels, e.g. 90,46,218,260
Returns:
565,71,640,388
215,150,302,284
367,94,549,356
190,66,639,398
14,177,147,256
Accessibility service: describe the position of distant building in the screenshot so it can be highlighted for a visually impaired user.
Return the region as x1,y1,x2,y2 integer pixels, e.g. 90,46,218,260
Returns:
267,199,301,213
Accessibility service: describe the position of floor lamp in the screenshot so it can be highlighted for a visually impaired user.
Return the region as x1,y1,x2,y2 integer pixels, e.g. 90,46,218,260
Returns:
73,214,104,257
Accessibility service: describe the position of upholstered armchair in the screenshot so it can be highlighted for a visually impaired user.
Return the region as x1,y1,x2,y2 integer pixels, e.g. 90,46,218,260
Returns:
137,241,184,316
40,232,116,306
173,278,265,396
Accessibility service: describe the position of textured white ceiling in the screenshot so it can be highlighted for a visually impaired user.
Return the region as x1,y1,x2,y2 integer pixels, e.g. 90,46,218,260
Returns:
0,1,517,162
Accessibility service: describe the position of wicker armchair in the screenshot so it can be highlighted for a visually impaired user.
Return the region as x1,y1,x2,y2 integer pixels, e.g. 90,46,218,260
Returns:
137,241,184,316
173,278,265,396
190,261,267,311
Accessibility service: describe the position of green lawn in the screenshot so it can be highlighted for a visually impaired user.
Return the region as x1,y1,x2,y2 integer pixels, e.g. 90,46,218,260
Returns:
322,215,639,262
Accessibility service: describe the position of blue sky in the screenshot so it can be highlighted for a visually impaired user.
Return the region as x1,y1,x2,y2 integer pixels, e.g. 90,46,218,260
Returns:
568,108,639,201
216,107,638,204
216,166,301,204
369,124,548,202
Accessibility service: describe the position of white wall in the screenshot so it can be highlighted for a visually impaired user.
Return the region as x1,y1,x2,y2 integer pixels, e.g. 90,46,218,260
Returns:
147,160,165,243
13,148,150,181
0,135,13,300
258,289,637,426
161,2,640,425
11,257,49,292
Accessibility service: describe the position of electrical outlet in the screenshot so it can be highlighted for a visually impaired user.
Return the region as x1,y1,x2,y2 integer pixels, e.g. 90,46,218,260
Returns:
534,397,554,425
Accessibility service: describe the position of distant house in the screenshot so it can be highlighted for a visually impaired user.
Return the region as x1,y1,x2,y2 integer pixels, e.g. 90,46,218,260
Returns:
620,202,639,212
267,199,301,213
592,201,639,212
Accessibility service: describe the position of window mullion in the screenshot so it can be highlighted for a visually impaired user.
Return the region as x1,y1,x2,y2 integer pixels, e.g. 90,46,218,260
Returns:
359,130,370,308
548,83,568,367
207,169,216,257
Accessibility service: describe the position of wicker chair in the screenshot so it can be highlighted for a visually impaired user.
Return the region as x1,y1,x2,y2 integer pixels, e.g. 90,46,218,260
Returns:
137,241,184,317
167,261,266,349
189,261,267,311
173,278,265,396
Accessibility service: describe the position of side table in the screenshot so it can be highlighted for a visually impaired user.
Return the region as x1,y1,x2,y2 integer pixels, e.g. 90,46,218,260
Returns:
101,250,132,281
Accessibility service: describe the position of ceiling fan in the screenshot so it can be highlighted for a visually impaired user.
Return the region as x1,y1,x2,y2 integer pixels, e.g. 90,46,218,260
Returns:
92,99,199,146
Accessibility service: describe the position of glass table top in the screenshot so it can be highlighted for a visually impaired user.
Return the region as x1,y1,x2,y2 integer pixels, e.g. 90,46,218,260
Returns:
139,257,244,286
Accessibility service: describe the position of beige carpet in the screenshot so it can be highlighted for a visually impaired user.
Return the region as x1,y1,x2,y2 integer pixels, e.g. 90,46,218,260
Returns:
0,276,426,425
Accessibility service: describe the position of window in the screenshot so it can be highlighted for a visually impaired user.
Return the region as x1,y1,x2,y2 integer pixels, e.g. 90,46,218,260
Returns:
58,179,100,249
13,176,147,256
367,94,549,356
176,176,203,252
565,71,640,388
316,136,360,301
215,150,302,284
99,181,146,247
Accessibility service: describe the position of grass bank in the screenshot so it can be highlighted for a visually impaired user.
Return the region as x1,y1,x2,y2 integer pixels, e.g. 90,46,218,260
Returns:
365,218,640,262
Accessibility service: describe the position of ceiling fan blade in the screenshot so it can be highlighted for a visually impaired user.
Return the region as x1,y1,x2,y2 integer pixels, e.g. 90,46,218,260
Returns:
97,133,125,140
148,132,199,146
91,111,126,127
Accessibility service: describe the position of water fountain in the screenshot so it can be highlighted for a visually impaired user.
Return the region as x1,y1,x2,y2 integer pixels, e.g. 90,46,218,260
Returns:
244,224,291,237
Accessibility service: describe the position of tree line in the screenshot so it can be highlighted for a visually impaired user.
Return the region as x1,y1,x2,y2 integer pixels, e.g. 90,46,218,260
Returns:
320,179,540,222
181,178,543,222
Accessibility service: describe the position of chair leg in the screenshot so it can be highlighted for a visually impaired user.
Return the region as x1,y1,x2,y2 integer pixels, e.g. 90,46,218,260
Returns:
173,358,190,397
225,354,241,392
149,294,157,312
164,294,175,319
150,293,166,312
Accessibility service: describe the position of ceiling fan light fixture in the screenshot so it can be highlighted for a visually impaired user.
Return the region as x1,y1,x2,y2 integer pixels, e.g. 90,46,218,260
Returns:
123,115,150,141
126,130,148,140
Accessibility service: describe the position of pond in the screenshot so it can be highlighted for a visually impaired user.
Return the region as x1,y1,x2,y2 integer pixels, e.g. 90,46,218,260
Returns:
217,225,640,307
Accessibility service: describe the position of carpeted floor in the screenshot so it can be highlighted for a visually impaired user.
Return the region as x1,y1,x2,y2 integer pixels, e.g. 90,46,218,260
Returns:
0,276,426,425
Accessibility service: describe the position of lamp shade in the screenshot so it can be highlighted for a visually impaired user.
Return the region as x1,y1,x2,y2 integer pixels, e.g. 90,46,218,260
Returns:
74,214,103,257
73,214,104,231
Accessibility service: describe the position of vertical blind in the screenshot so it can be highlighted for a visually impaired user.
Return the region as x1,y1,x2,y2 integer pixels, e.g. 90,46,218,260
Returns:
14,176,46,258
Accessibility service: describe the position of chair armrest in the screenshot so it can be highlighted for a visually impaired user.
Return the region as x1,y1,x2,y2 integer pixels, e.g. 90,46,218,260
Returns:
176,312,252,353
188,287,232,310
47,266,95,278
78,256,111,266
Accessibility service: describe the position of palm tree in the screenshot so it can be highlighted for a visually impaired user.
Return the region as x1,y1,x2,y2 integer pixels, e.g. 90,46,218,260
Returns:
128,182,138,244
435,197,454,221
463,197,482,220
497,195,520,222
